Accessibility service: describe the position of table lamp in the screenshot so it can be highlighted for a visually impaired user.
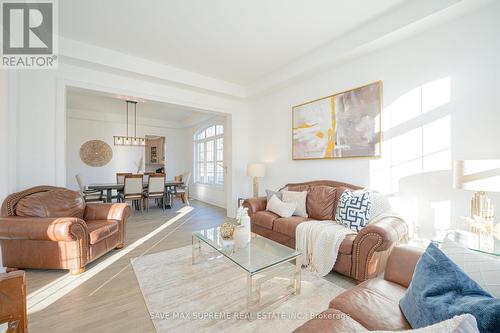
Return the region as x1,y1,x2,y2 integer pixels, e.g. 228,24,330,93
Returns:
453,160,500,220
247,163,266,197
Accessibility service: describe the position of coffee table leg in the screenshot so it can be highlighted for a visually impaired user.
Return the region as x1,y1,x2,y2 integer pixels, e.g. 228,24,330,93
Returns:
246,272,259,320
191,235,202,264
106,189,112,203
294,255,302,295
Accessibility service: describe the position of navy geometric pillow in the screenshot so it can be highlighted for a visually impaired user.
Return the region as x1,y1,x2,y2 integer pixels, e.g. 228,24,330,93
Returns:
335,190,372,232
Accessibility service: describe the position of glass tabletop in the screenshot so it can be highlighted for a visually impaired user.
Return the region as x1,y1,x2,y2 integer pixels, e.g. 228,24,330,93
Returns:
415,217,500,257
192,227,301,274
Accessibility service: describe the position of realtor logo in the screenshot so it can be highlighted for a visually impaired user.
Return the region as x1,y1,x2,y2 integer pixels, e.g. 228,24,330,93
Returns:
1,0,58,68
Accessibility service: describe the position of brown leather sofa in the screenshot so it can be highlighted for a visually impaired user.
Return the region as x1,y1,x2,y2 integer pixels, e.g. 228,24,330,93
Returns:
0,186,130,275
293,245,424,332
243,180,408,282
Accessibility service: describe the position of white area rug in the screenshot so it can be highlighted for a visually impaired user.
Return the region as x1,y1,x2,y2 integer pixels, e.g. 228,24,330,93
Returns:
131,245,346,333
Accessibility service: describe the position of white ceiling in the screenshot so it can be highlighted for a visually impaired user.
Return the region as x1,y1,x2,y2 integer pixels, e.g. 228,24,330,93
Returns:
60,0,408,85
66,87,211,124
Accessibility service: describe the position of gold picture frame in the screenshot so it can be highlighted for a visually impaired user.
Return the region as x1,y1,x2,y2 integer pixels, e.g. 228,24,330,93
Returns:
292,81,382,160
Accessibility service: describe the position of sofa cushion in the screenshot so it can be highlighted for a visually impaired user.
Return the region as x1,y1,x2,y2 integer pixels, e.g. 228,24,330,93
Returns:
329,278,410,331
307,185,337,220
273,216,308,238
86,220,119,244
16,189,85,219
293,309,368,333
251,211,280,230
288,184,309,192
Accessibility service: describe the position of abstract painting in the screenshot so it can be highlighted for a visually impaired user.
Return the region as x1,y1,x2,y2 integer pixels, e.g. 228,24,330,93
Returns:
292,81,382,159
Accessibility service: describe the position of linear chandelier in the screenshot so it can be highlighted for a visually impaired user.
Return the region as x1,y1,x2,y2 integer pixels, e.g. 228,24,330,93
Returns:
114,100,146,146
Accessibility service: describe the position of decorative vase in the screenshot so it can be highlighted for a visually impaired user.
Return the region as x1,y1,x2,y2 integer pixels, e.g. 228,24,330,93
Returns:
240,207,251,242
233,225,249,249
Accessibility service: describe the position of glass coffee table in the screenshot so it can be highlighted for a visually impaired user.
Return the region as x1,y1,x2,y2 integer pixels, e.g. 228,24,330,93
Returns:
192,227,302,317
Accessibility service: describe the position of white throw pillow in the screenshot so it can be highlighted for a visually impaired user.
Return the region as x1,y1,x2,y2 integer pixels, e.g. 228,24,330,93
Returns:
266,195,296,218
441,239,500,298
368,192,391,220
365,314,479,333
282,190,308,217
354,188,391,221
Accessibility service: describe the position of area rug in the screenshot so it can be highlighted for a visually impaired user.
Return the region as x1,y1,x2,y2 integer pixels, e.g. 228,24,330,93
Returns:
131,245,347,333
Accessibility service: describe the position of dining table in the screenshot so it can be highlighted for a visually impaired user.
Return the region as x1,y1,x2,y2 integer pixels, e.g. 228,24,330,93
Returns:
87,180,184,204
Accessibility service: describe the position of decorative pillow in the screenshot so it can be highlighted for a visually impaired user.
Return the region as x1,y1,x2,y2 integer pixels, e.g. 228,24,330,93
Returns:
307,186,336,220
399,243,500,333
365,191,391,221
364,314,479,333
266,195,296,218
441,239,500,298
265,189,282,202
335,190,371,232
282,190,308,217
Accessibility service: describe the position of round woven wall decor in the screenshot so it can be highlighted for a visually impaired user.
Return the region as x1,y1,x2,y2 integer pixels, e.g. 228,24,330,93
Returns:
80,140,113,167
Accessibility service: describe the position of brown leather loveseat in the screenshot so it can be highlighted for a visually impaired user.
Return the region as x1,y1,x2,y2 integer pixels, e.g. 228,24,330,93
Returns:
0,186,130,274
293,245,424,332
243,180,408,282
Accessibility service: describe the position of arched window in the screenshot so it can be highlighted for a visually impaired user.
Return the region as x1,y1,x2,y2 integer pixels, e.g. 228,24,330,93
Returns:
194,124,224,185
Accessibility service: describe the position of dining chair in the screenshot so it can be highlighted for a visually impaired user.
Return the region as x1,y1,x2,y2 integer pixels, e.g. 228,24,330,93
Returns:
144,173,166,211
175,172,191,206
118,174,144,212
116,173,132,184
143,172,155,183
75,174,104,202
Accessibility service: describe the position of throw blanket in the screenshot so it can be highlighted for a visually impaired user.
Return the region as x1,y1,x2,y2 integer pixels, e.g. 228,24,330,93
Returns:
296,221,356,276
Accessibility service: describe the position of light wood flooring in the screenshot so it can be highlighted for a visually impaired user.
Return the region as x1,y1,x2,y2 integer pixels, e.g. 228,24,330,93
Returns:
26,200,355,332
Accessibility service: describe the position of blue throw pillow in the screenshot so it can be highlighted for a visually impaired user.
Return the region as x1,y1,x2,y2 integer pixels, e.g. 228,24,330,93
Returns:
335,190,371,232
399,243,500,333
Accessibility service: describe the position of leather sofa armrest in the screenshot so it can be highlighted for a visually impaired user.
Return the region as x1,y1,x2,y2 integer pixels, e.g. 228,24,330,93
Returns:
351,216,408,281
242,197,267,215
357,217,408,252
384,245,423,288
0,216,88,242
84,203,131,222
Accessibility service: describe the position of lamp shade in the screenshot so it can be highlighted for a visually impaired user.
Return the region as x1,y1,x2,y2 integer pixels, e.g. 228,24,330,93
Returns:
453,160,500,192
247,163,266,178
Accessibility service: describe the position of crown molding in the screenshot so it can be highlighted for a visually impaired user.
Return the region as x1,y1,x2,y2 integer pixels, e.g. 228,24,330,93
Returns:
60,38,247,99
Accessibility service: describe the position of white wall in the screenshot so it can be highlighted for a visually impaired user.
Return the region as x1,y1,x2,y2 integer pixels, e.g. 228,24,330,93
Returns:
248,3,500,239
66,110,186,189
8,61,249,219
184,116,229,208
0,70,11,271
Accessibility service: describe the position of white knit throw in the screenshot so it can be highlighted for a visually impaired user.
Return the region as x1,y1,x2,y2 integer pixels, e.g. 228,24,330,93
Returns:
296,221,356,276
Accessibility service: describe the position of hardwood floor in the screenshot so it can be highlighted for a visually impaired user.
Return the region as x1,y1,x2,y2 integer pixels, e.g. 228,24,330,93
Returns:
26,200,355,332
27,200,227,332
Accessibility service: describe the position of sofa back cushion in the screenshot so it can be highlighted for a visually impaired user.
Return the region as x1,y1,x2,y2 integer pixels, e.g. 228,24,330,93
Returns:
307,185,337,220
16,189,85,219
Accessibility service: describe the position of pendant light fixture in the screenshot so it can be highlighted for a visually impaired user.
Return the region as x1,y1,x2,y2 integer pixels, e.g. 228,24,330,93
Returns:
114,100,146,146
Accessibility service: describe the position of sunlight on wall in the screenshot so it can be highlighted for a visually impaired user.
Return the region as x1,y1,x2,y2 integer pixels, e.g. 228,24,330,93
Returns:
370,78,451,236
